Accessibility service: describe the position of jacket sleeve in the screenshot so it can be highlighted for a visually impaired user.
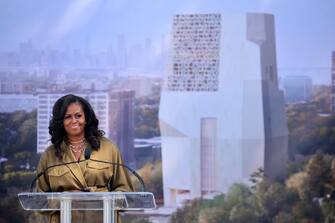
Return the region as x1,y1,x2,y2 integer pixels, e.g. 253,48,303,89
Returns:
110,146,134,192
36,151,51,192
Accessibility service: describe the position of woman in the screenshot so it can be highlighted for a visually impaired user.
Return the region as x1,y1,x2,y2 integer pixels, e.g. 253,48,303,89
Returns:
36,94,133,223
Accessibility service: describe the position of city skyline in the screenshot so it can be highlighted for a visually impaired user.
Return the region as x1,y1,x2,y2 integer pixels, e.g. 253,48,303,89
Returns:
0,0,334,84
0,37,165,72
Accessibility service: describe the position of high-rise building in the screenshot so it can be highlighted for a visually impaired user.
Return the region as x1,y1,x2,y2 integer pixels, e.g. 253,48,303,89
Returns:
159,13,288,207
281,75,313,103
109,90,135,167
331,52,335,112
37,92,109,153
0,80,25,93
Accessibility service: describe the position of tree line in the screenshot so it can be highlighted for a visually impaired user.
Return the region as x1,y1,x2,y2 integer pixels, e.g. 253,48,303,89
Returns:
170,153,335,223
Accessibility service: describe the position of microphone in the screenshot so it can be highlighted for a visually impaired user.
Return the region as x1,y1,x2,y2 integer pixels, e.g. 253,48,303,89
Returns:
84,147,146,192
31,148,146,192
30,156,90,192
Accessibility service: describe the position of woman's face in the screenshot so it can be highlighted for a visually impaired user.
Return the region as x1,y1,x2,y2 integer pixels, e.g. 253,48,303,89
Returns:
63,102,86,139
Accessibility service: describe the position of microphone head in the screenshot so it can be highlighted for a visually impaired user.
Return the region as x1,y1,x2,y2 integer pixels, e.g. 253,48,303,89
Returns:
84,147,92,160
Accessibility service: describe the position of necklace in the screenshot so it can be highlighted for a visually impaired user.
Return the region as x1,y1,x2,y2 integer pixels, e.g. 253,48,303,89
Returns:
68,139,86,153
70,144,85,153
68,138,85,144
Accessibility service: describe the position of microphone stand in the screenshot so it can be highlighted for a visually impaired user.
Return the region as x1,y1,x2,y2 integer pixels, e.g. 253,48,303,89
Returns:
89,158,146,192
30,158,146,192
30,159,87,192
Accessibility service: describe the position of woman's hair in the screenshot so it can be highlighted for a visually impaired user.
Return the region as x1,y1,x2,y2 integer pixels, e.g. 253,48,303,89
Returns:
49,94,104,158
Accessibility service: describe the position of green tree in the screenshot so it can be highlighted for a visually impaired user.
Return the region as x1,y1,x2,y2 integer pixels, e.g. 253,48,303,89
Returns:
273,211,293,223
286,171,309,199
198,206,229,223
321,200,335,223
286,85,335,157
0,110,39,173
0,195,28,223
133,162,163,204
305,154,331,199
229,204,258,223
134,94,160,139
291,201,323,222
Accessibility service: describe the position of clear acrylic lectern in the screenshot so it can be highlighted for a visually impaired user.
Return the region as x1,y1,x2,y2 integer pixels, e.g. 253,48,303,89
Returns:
18,192,156,223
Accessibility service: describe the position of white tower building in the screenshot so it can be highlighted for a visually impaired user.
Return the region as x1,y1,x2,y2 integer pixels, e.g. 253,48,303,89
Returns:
159,13,288,207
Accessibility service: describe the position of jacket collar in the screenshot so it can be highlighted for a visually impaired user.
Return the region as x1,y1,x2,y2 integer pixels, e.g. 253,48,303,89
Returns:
61,141,88,189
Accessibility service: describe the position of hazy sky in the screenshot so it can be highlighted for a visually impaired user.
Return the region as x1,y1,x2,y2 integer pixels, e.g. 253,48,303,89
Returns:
1,0,334,83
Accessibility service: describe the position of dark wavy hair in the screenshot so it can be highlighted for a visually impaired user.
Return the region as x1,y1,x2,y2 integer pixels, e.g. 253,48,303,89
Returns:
49,94,104,158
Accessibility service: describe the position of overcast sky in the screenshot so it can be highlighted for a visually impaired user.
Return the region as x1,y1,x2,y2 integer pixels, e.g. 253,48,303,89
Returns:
1,0,334,83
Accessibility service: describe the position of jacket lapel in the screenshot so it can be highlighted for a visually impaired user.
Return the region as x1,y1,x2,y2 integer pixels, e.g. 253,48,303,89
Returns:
61,142,88,189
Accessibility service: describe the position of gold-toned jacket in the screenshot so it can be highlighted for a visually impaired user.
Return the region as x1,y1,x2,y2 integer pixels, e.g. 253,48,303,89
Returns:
36,137,134,223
